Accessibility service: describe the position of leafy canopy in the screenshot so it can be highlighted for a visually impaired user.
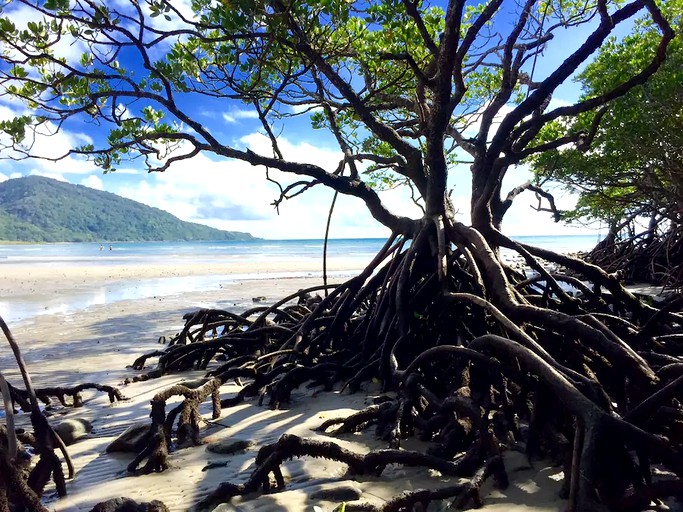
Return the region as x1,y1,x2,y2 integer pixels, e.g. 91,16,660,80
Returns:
530,0,682,232
0,0,674,235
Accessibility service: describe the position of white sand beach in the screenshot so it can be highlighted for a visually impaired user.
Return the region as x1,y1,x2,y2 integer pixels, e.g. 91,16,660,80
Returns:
0,260,566,512
0,255,369,325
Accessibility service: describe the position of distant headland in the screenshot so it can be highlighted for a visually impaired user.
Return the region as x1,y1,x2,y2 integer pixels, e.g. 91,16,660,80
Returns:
0,175,256,243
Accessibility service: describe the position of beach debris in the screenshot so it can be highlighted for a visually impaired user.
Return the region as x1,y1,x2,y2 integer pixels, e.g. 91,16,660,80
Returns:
89,497,170,512
206,438,254,455
106,422,151,453
53,418,93,446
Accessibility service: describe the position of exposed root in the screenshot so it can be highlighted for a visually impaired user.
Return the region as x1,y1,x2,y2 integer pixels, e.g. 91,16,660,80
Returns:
0,316,73,509
127,377,222,473
8,382,125,411
195,433,509,510
116,226,683,511
5,222,682,512
585,225,683,290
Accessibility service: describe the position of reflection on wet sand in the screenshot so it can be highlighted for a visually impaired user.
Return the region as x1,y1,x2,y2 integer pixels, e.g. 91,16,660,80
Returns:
0,270,357,324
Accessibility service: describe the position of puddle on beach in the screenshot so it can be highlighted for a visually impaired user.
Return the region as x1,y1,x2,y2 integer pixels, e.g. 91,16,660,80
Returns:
0,270,356,325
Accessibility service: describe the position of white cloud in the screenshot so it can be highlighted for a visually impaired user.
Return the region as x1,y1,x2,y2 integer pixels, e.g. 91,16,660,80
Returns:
238,132,339,165
290,104,324,115
104,129,592,239
108,132,405,239
110,167,140,175
222,109,260,124
459,103,516,140
81,175,104,190
497,163,591,236
0,104,96,175
0,171,28,183
547,97,573,111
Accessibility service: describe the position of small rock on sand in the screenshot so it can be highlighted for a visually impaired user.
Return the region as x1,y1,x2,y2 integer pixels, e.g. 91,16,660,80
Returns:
206,438,254,455
54,418,93,446
310,482,363,502
89,497,169,512
106,422,151,453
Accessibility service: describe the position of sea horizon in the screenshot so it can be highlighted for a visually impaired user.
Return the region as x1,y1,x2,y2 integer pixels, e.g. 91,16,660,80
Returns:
0,233,602,242
0,233,602,259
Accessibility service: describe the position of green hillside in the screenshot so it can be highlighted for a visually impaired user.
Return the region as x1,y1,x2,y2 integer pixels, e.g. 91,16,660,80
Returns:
0,175,256,242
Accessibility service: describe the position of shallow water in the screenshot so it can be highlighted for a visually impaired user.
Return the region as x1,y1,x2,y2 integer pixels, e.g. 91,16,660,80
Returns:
0,235,600,265
0,238,388,265
0,235,602,324
0,270,358,325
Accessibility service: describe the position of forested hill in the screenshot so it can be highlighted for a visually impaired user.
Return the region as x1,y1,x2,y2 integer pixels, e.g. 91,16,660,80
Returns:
0,175,256,242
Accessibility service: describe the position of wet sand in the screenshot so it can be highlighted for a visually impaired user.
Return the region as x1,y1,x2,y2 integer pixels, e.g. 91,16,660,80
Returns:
0,258,366,324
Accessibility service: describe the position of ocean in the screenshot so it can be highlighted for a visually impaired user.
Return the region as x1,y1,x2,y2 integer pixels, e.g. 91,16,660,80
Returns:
0,235,602,324
0,235,601,265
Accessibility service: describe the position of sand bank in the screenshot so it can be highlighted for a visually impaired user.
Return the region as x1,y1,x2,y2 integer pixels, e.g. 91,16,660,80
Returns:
0,257,367,298
0,263,565,511
0,257,367,325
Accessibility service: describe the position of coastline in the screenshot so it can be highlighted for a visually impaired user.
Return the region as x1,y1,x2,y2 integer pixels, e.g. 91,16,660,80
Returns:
1,256,565,511
0,258,368,295
0,258,369,325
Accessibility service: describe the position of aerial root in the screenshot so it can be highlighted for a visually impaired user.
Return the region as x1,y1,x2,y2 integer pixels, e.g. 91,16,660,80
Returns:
316,401,399,436
124,282,357,381
88,227,683,511
128,378,222,473
8,382,125,410
585,225,683,290
196,433,510,511
126,418,169,474
367,455,508,512
262,362,353,409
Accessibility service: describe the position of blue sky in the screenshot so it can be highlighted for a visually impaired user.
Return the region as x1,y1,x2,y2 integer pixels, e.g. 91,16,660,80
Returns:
0,0,636,240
